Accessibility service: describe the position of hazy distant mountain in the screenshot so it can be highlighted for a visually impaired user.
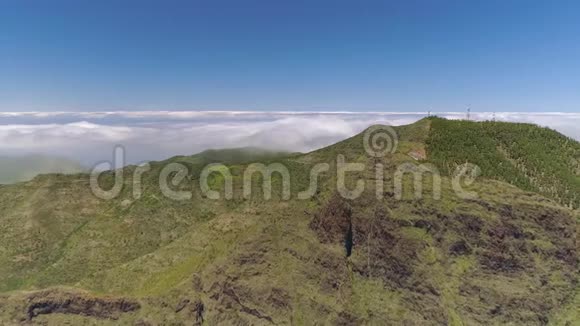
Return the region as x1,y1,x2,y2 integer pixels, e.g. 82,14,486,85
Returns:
0,155,86,184
167,146,298,165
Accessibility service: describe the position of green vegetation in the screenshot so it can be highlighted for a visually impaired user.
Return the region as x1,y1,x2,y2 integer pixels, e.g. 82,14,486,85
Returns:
427,117,580,208
0,119,577,325
168,146,298,165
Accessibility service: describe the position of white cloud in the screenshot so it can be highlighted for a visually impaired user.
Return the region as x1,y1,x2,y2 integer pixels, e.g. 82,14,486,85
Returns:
0,111,578,167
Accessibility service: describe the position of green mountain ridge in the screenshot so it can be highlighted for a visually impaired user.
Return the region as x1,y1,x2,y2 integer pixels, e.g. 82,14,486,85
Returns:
166,146,299,165
0,118,577,325
426,117,580,209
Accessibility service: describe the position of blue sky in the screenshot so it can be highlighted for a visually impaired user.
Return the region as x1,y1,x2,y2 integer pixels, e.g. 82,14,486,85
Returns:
1,0,579,112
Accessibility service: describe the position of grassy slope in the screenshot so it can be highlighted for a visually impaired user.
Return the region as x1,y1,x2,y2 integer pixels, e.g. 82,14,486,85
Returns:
426,117,580,209
0,120,577,325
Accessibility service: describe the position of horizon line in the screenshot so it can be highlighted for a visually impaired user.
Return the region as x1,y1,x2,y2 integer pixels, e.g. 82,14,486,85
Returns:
1,110,579,116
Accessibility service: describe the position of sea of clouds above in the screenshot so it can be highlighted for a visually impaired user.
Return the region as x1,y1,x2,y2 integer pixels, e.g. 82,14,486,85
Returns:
0,111,579,167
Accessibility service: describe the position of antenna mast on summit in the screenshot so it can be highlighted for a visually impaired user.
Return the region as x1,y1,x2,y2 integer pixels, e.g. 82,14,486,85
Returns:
467,106,471,121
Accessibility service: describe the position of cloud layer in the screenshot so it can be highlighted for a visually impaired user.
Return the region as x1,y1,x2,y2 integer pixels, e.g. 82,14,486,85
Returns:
1,111,579,167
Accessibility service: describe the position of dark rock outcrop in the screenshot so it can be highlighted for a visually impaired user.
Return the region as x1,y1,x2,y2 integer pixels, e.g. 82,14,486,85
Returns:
26,289,140,320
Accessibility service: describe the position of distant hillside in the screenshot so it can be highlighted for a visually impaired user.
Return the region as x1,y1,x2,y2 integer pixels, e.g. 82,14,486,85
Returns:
0,155,85,184
426,117,580,209
0,120,576,325
168,146,298,165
